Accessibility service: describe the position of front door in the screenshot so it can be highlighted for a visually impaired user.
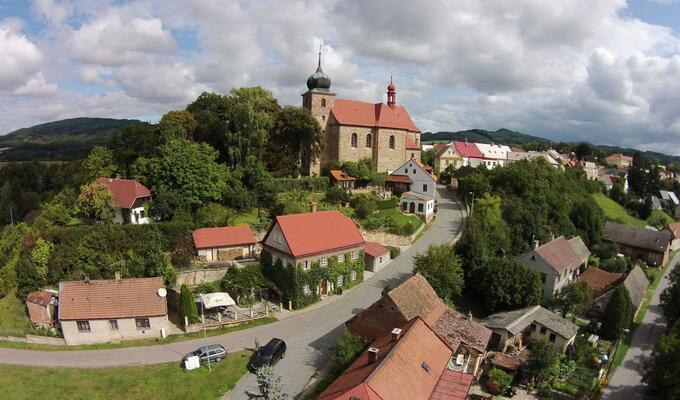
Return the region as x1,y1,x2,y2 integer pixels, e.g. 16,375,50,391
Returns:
409,202,415,213
320,280,329,296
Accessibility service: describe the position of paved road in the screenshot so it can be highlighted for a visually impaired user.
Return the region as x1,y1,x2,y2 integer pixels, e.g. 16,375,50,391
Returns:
601,252,679,400
0,186,464,398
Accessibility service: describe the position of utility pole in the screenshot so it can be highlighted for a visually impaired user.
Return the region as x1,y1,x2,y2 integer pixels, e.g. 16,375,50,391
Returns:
9,207,13,225
200,296,211,371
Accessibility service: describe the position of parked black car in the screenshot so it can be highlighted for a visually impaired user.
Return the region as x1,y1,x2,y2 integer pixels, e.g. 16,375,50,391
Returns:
248,338,286,371
183,344,227,364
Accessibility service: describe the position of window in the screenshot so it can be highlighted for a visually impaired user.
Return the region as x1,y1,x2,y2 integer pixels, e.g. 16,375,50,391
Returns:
389,135,395,149
404,168,408,173
322,115,325,123
303,284,311,295
365,134,372,148
109,320,118,331
303,260,310,270
549,333,557,343
338,253,344,262
413,169,416,174
351,133,358,148
422,184,428,192
320,257,328,267
352,250,358,260
321,98,326,107
379,256,383,263
540,326,547,334
418,203,424,213
77,320,91,333
411,153,415,159
135,318,151,330
351,270,357,281
540,272,547,284
337,275,344,287
530,323,537,331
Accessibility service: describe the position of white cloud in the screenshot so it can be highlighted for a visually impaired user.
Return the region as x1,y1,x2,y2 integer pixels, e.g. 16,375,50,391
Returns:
13,72,58,96
0,27,44,91
114,62,207,103
33,0,71,27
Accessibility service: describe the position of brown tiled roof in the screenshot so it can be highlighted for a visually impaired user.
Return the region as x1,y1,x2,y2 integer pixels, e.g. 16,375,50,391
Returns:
330,170,356,182
532,236,583,273
192,226,257,249
603,221,672,252
27,290,53,307
364,242,390,258
262,210,364,258
385,174,412,184
579,267,625,298
319,318,455,400
432,309,492,353
94,177,151,209
606,153,634,162
429,370,473,400
668,222,680,239
490,352,524,371
58,277,167,321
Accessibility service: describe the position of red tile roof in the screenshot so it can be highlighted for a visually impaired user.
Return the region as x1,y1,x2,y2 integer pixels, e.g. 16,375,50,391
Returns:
579,267,625,298
433,308,492,354
192,226,257,249
331,99,420,132
406,136,421,150
27,290,53,307
95,177,151,209
364,242,390,258
385,174,412,184
330,170,356,182
429,369,473,400
533,236,583,274
58,277,167,321
606,153,634,162
319,318,455,400
264,210,364,258
453,141,484,159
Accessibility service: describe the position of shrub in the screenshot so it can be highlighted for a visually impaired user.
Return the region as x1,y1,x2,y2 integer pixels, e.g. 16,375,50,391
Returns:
600,257,628,273
179,284,199,323
351,195,377,219
388,246,401,259
362,216,386,230
324,186,351,205
333,329,368,373
195,203,234,227
275,176,329,192
485,367,513,395
376,196,398,210
600,285,632,340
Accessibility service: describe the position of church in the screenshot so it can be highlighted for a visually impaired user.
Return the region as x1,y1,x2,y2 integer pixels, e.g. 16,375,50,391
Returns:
302,55,421,175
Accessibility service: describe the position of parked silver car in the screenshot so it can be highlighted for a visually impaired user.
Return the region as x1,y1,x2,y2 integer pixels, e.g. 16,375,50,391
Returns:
183,344,227,364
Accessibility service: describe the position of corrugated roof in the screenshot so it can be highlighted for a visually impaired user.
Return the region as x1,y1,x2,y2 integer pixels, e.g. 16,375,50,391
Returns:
579,267,625,298
94,177,151,209
402,191,433,201
331,99,420,132
192,226,257,249
263,210,364,258
603,221,672,252
58,277,167,321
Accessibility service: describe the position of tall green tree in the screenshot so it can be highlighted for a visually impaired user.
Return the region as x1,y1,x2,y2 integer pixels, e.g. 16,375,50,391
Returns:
600,285,632,340
158,110,197,141
109,123,160,177
179,284,199,323
480,257,542,312
413,245,465,301
661,267,680,327
76,182,115,222
644,320,680,400
81,146,117,182
246,365,292,400
553,281,593,317
525,340,561,385
267,106,323,177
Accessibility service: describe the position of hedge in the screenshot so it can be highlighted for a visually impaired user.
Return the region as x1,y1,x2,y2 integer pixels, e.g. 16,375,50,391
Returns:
376,196,398,210
275,177,329,192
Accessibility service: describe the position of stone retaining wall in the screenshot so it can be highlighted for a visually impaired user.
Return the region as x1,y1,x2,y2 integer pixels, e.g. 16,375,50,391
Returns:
0,334,65,346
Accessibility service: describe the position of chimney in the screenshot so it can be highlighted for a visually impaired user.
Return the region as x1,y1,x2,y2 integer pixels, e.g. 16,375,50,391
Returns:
533,240,540,249
367,347,380,363
84,274,90,283
115,271,121,280
310,201,318,213
391,328,402,342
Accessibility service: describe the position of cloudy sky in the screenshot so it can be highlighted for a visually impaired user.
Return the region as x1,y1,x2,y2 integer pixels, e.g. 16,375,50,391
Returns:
2,1,680,154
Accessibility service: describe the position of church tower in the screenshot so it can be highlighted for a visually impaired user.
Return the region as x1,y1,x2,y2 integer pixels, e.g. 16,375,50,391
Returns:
302,52,336,130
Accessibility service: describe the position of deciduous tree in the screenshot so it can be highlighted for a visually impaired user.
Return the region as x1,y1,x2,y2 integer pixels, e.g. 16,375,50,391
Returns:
81,146,117,182
553,281,593,317
76,182,115,222
600,285,632,340
413,245,465,301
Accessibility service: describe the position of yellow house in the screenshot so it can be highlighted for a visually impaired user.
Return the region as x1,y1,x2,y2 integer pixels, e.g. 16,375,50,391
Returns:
434,143,464,174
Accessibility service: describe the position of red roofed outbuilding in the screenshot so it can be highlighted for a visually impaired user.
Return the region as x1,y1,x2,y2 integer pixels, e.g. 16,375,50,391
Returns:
261,210,366,302
94,177,152,224
364,242,391,272
26,290,57,329
193,226,257,262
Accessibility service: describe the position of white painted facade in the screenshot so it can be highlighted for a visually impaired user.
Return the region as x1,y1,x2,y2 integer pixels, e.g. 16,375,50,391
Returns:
112,204,151,225
61,315,168,345
392,159,437,199
475,143,511,168
400,192,435,221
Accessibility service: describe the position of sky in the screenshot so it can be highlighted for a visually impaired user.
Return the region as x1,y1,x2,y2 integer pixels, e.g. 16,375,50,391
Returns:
1,1,680,154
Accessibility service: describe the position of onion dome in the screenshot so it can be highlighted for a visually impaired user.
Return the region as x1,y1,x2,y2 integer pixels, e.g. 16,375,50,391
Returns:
306,53,331,91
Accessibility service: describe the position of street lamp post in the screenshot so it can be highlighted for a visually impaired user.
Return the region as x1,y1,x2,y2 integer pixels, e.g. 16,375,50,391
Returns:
200,295,211,371
468,192,475,215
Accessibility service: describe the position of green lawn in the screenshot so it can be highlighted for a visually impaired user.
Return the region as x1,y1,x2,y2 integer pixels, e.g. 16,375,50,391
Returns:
650,209,675,226
0,293,31,337
0,316,277,351
378,208,423,228
0,350,252,400
592,193,646,227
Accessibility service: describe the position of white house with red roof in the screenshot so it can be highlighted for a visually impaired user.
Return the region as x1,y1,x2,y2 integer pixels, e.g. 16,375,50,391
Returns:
453,141,485,167
261,209,366,297
95,177,151,224
303,54,421,174
475,142,512,168
192,226,257,262
386,158,437,221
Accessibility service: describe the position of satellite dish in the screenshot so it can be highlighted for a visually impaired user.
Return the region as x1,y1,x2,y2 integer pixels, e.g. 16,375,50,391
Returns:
157,288,167,298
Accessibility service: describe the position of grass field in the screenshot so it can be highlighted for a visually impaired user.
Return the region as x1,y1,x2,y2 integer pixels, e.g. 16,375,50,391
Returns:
0,316,277,351
0,292,31,337
0,350,252,400
592,193,646,227
378,208,423,228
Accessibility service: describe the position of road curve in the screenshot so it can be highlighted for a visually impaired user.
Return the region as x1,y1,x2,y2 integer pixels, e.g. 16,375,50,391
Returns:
0,186,465,398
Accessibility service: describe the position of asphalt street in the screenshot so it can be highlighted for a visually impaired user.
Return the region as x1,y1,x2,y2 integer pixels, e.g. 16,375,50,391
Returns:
0,185,465,399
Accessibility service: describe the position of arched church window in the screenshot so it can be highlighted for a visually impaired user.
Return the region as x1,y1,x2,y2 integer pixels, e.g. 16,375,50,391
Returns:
389,135,395,149
351,133,358,148
322,115,325,123
366,134,372,148
321,98,326,107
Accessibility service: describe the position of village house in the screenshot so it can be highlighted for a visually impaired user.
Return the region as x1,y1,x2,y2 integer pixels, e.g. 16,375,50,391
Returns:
506,151,559,167
95,177,151,224
449,165,478,190
261,209,365,297
578,267,625,313
386,158,437,221
668,222,680,250
578,161,600,180
329,169,356,190
304,55,421,174
26,290,57,329
475,142,512,168
58,276,168,346
346,274,491,377
453,140,485,167
606,153,634,170
623,266,650,316
602,221,672,266
192,226,257,262
433,142,464,174
363,242,391,272
660,190,679,208
517,236,590,300
319,317,474,400
482,305,579,353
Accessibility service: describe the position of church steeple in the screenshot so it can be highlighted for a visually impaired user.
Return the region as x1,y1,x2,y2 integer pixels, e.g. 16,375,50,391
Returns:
387,75,397,106
306,51,332,92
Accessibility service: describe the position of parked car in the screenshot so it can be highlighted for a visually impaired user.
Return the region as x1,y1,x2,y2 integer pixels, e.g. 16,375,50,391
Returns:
248,338,286,371
183,344,227,364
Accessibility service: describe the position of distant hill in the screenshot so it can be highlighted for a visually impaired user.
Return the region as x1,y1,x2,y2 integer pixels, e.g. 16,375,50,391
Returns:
0,118,142,161
422,128,680,165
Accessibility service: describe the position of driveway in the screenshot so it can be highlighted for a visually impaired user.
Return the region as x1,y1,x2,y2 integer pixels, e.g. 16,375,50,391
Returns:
601,252,679,400
0,186,465,398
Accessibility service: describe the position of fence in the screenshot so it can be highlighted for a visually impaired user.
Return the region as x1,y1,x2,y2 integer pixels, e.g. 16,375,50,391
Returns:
183,301,277,333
